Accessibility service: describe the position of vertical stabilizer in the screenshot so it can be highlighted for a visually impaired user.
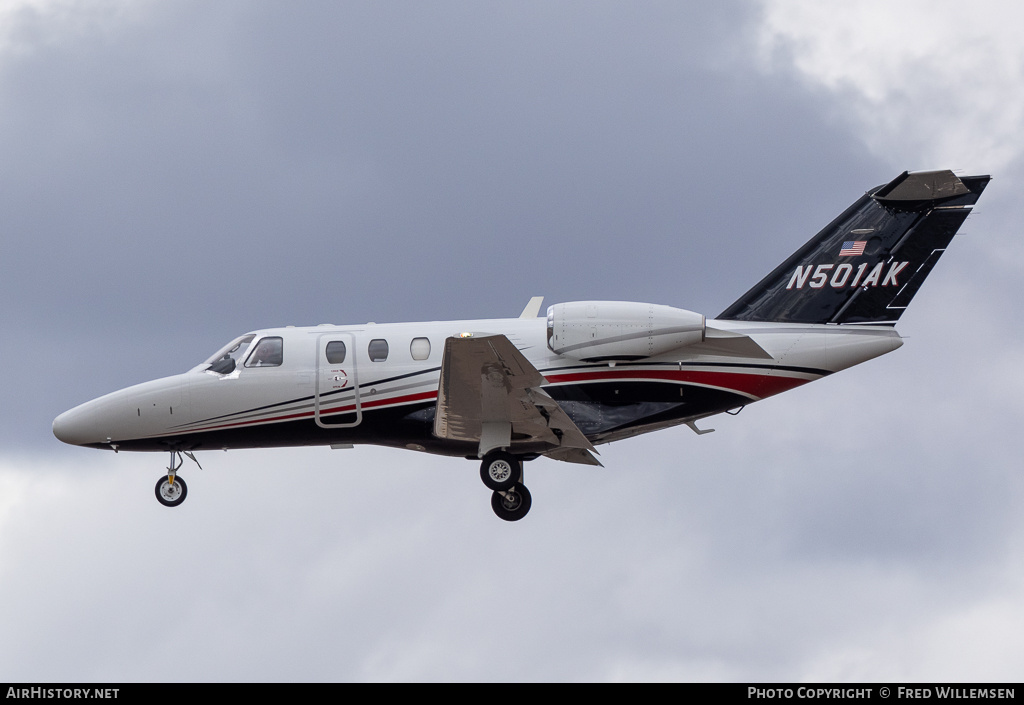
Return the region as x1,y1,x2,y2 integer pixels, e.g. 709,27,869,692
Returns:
718,170,990,325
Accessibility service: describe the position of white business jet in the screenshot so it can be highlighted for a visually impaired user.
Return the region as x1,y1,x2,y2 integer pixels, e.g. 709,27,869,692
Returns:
53,170,989,521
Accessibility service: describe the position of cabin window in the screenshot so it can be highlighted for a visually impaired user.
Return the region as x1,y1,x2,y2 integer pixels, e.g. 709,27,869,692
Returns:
325,341,347,364
410,337,430,361
368,339,389,362
245,337,284,367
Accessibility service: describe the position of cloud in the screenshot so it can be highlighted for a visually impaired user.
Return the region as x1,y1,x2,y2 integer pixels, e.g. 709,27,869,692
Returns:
757,0,1024,172
0,0,148,61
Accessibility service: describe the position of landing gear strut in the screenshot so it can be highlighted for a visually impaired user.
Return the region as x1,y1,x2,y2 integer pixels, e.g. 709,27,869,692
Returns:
155,450,196,507
479,451,532,521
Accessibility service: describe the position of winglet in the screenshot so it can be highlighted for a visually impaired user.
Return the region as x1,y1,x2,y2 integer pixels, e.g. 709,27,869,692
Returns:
519,296,544,319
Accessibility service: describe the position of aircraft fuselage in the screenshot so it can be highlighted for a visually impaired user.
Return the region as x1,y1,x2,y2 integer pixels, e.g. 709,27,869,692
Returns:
52,317,901,456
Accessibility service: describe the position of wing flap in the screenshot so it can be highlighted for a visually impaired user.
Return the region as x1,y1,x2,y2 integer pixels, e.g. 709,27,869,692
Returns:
544,447,603,466
434,334,598,460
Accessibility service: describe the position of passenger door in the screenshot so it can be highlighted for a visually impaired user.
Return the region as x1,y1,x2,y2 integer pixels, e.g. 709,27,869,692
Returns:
314,333,362,428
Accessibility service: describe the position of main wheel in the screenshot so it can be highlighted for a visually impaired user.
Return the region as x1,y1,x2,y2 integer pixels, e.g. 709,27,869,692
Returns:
491,483,532,522
155,475,188,507
480,451,520,492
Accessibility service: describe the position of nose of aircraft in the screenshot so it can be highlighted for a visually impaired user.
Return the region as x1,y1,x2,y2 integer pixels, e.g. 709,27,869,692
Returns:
52,404,103,447
52,409,77,445
53,374,189,448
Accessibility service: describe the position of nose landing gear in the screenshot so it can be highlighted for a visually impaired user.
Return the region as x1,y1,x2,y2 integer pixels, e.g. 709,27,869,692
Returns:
154,450,200,507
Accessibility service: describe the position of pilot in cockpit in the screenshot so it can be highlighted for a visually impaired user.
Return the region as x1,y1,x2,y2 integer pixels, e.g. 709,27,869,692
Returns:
247,337,283,367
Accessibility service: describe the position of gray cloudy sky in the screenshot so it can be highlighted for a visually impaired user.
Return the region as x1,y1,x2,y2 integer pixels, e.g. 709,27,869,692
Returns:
1,0,1022,682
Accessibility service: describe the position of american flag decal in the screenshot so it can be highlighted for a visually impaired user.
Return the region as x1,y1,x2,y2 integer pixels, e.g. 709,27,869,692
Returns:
840,240,866,256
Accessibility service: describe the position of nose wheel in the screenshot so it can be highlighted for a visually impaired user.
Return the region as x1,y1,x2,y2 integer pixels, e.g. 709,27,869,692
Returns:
154,450,199,507
155,474,187,507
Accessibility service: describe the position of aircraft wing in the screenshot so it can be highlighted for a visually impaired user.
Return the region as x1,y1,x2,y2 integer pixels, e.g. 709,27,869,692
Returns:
434,334,601,466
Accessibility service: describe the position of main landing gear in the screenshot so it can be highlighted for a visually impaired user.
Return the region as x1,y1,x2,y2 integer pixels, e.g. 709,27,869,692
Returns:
491,483,532,522
480,451,531,521
155,450,200,508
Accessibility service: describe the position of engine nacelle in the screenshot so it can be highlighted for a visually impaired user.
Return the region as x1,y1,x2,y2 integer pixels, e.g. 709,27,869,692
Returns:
546,301,705,361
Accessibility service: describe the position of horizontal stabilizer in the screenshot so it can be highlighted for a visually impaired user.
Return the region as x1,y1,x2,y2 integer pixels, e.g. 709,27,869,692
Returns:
872,170,971,209
689,326,773,359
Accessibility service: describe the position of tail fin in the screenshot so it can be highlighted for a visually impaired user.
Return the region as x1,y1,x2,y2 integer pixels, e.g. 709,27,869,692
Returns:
718,170,990,325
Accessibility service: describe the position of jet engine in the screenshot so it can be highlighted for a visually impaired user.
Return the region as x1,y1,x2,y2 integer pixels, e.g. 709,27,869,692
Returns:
546,301,705,361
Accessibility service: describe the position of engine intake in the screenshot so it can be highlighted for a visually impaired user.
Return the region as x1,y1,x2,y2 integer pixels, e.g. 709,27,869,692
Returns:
546,301,705,361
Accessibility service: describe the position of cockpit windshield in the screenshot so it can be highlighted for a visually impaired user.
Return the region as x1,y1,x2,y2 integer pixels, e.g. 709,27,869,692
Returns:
204,334,256,375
